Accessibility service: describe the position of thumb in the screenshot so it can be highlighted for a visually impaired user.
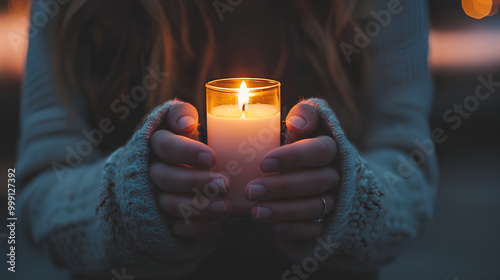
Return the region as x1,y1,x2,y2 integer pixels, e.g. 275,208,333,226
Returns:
286,103,320,140
167,102,199,136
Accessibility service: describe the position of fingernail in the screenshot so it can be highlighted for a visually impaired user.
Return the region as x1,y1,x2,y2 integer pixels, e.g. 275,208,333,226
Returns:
198,152,214,166
177,115,196,130
208,177,228,194
254,206,272,219
287,116,306,130
273,223,290,233
209,200,228,213
248,184,266,200
261,158,279,173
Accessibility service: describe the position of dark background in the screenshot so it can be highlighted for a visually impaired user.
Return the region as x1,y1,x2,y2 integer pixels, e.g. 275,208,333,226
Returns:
0,1,499,279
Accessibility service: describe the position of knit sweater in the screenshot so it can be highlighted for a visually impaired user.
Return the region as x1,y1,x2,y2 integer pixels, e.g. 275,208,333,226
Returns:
18,0,437,279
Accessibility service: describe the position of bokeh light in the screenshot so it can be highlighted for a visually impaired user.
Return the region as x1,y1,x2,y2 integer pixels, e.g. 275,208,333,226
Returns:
462,0,500,19
488,0,500,15
0,0,30,81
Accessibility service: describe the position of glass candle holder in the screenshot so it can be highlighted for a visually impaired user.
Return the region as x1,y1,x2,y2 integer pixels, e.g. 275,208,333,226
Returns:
206,78,280,216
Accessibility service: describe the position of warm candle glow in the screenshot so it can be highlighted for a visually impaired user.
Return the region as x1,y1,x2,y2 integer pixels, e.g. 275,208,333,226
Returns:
238,81,251,118
206,78,280,215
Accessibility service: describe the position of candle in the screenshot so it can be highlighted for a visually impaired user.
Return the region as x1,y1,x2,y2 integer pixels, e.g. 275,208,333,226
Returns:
206,78,281,216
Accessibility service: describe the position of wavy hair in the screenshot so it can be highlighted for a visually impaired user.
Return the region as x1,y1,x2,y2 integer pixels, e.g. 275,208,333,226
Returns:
51,0,361,150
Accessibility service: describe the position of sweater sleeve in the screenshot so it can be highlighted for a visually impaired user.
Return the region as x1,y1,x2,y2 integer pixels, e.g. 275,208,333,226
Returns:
278,0,438,270
17,1,215,276
19,101,215,276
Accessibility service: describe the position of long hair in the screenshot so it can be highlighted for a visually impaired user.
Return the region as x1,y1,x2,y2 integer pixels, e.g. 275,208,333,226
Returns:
51,0,362,151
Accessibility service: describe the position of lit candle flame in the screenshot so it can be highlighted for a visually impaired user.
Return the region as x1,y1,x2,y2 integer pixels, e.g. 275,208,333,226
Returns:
238,81,250,118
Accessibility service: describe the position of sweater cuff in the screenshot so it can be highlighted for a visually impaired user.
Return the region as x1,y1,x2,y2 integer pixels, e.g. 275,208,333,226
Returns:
96,99,215,272
280,98,387,268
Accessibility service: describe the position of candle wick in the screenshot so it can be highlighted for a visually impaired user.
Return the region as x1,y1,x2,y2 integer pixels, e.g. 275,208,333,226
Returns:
241,103,247,118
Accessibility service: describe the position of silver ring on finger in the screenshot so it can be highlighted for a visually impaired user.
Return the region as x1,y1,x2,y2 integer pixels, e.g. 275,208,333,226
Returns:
314,194,327,223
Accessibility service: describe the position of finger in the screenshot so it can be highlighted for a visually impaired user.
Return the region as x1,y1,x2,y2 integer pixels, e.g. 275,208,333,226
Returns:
273,221,325,240
250,193,334,222
157,191,232,218
286,103,319,140
150,161,229,194
150,129,216,168
261,136,337,173
245,167,339,201
172,219,225,239
167,103,199,135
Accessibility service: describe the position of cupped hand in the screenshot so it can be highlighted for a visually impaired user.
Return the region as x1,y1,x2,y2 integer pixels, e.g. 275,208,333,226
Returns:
149,103,232,239
245,103,339,240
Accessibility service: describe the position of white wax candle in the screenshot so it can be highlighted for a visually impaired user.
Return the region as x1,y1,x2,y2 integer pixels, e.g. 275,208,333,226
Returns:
207,104,280,215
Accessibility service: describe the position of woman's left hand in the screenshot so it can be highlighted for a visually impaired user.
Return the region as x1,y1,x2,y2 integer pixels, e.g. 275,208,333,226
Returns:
245,103,339,240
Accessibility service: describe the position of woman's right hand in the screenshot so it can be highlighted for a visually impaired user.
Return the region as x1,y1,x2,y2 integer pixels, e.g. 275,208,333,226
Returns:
149,103,232,239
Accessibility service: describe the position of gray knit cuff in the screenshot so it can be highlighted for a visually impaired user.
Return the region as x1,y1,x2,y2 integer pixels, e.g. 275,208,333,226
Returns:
280,98,387,268
96,99,215,270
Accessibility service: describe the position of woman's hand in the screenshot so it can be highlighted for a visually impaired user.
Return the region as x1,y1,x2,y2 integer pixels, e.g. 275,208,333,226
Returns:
149,103,232,239
245,103,339,240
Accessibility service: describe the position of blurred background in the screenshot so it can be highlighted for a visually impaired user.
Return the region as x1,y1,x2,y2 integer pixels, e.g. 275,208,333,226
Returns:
0,1,499,279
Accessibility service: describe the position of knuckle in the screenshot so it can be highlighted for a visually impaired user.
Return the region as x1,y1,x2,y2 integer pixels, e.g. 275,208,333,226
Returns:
279,204,298,219
153,130,173,159
313,199,324,217
170,103,198,122
320,167,339,187
279,176,293,197
301,103,318,117
149,162,162,184
150,130,163,151
279,205,294,218
302,198,322,218
157,192,169,210
169,103,184,116
295,103,314,115
317,136,336,165
180,102,194,112
270,203,290,218
162,132,174,153
330,168,340,185
164,195,180,215
187,171,209,190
